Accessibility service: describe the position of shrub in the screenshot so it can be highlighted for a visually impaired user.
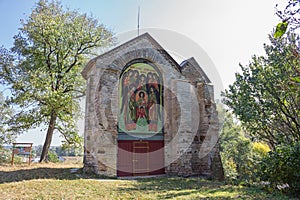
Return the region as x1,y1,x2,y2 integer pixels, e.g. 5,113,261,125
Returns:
47,151,59,163
12,155,23,164
0,148,11,163
259,142,300,196
252,142,270,157
221,155,238,183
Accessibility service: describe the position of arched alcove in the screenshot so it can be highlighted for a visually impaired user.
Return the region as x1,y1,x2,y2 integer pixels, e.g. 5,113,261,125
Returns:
118,59,163,136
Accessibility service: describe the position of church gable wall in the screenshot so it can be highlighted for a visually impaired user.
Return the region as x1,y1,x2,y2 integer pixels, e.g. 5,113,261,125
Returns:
83,37,183,176
83,34,224,180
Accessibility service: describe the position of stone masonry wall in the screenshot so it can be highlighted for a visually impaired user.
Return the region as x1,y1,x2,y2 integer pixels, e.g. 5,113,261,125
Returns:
165,79,224,180
163,57,224,179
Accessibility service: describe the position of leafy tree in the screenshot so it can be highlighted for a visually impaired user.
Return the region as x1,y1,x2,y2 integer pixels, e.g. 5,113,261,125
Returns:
222,33,300,149
0,0,113,162
274,0,300,38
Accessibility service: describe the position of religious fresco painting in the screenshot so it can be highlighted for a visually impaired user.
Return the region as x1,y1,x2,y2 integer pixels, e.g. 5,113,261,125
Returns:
118,62,163,134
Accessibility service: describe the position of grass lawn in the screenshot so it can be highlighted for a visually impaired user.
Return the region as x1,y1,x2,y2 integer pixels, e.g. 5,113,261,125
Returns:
0,161,294,200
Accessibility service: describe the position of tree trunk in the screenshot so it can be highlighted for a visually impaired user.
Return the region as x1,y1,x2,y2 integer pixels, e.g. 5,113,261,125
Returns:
40,111,57,162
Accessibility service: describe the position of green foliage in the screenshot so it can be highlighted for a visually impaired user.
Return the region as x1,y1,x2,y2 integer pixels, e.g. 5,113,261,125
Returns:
259,142,300,196
12,156,23,165
221,1,300,195
221,156,238,182
219,108,271,184
221,32,299,194
0,0,114,157
0,148,11,163
274,22,288,38
252,142,270,157
222,33,300,148
47,151,59,163
219,111,251,183
274,0,300,38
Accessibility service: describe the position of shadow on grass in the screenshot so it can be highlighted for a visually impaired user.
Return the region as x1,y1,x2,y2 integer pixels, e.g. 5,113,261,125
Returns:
118,177,230,199
0,167,80,183
118,178,288,199
0,169,292,199
135,177,224,190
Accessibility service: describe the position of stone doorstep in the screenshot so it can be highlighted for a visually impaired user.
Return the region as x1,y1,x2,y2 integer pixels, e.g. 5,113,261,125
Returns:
118,174,167,180
117,174,213,180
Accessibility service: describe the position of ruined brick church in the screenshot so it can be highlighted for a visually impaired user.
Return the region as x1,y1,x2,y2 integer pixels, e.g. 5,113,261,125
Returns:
82,33,224,179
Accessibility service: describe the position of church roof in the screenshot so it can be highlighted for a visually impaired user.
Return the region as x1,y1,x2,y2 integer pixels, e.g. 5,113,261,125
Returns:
82,32,211,84
82,33,182,79
180,57,211,83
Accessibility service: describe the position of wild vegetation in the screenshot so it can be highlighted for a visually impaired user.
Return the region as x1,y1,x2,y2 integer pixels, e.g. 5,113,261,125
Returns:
218,110,271,184
218,107,299,197
221,1,300,196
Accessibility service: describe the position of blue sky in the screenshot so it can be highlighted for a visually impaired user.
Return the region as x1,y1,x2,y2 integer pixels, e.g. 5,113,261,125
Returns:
0,0,282,145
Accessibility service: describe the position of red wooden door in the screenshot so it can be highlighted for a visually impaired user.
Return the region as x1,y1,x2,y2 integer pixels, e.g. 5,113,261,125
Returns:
117,140,164,177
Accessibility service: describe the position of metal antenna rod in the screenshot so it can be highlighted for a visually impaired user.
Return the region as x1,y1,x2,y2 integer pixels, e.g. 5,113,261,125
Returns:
138,6,140,36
